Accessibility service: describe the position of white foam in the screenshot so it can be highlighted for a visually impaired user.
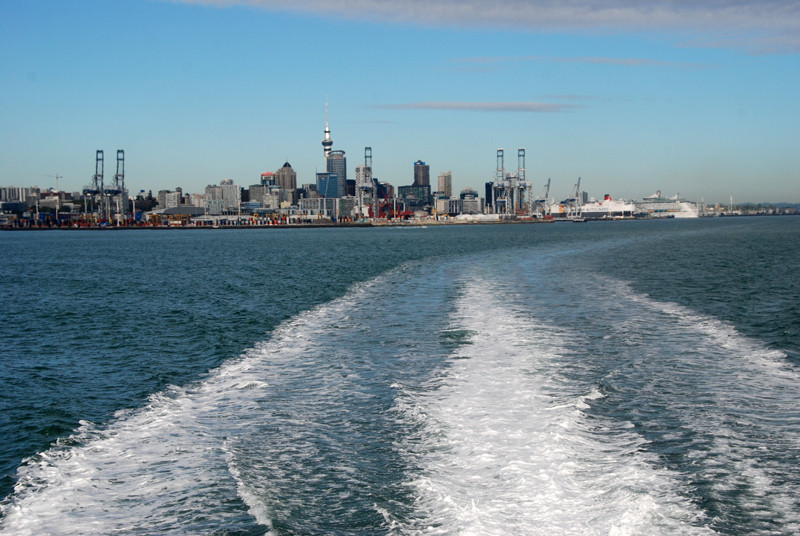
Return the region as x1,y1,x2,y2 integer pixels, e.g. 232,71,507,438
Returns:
603,276,796,377
587,275,800,533
0,273,390,535
396,278,713,535
224,438,274,534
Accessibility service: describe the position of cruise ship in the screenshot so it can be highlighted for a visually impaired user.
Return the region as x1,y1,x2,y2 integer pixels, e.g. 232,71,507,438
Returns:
546,194,635,220
578,194,636,220
635,191,700,218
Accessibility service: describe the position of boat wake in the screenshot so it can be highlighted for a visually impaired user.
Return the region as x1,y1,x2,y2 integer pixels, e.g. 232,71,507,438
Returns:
393,277,714,535
2,244,798,535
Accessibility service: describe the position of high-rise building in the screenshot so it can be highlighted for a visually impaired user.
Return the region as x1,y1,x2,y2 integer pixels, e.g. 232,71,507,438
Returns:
248,184,267,205
260,172,275,186
327,150,347,198
327,151,347,182
165,191,182,208
0,186,35,202
220,179,241,210
413,160,430,187
438,171,452,198
316,172,339,198
275,162,297,191
205,184,222,201
355,164,372,190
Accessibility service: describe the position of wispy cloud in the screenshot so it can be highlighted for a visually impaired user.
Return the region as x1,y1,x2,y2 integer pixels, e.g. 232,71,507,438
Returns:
376,101,583,113
176,0,800,54
455,55,709,69
350,119,399,125
540,94,594,101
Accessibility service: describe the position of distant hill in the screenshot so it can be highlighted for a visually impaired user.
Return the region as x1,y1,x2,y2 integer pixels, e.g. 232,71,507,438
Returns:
739,202,800,210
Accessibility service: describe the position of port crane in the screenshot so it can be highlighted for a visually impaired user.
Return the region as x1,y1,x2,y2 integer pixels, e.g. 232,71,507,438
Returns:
533,178,551,218
82,150,107,221
567,177,582,218
111,150,126,222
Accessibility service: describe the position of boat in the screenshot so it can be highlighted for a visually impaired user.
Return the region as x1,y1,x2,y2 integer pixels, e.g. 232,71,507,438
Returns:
635,191,700,218
577,194,636,220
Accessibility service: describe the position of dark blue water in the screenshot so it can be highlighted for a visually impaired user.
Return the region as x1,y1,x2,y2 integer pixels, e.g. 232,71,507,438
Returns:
1,218,798,535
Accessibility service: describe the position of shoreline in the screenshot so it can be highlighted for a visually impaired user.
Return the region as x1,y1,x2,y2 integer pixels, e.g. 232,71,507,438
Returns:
2,213,794,231
0,219,551,231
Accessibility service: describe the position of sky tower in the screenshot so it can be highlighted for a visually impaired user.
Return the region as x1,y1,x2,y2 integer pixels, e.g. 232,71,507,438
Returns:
321,100,333,160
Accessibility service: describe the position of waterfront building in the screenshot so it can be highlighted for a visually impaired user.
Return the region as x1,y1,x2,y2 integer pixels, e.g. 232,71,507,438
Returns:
205,199,224,215
335,196,356,221
0,186,36,203
0,200,27,214
220,179,241,210
438,171,452,198
433,188,482,216
298,196,353,220
205,184,223,203
164,191,182,209
205,185,221,200
189,193,205,207
435,197,452,216
249,184,267,206
460,188,483,214
398,184,431,211
157,188,181,209
261,185,287,209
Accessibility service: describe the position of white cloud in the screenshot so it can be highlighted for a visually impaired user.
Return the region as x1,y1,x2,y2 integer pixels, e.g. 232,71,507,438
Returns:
175,0,800,53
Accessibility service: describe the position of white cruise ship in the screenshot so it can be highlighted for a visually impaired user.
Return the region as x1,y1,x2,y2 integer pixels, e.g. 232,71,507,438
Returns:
578,194,636,220
635,191,700,218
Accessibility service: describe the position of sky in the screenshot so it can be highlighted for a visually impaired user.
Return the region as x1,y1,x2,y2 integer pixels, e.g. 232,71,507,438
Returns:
2,0,799,204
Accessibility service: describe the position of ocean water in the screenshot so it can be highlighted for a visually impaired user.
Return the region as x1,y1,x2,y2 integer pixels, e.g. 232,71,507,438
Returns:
1,218,798,535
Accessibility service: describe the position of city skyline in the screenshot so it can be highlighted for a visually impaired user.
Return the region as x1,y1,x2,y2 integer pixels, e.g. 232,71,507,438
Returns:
2,1,799,204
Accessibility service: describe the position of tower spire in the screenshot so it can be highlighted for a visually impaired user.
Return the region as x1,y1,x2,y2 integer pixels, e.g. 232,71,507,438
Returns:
322,98,333,159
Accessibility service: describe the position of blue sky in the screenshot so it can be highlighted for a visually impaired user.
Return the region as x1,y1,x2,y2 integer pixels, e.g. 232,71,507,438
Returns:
2,0,799,203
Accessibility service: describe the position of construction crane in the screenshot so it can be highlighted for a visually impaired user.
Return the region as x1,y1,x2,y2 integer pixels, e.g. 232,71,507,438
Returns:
44,174,62,191
41,174,63,221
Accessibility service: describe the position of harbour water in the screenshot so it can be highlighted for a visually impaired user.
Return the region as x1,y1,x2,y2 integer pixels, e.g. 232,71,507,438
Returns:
1,217,798,535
